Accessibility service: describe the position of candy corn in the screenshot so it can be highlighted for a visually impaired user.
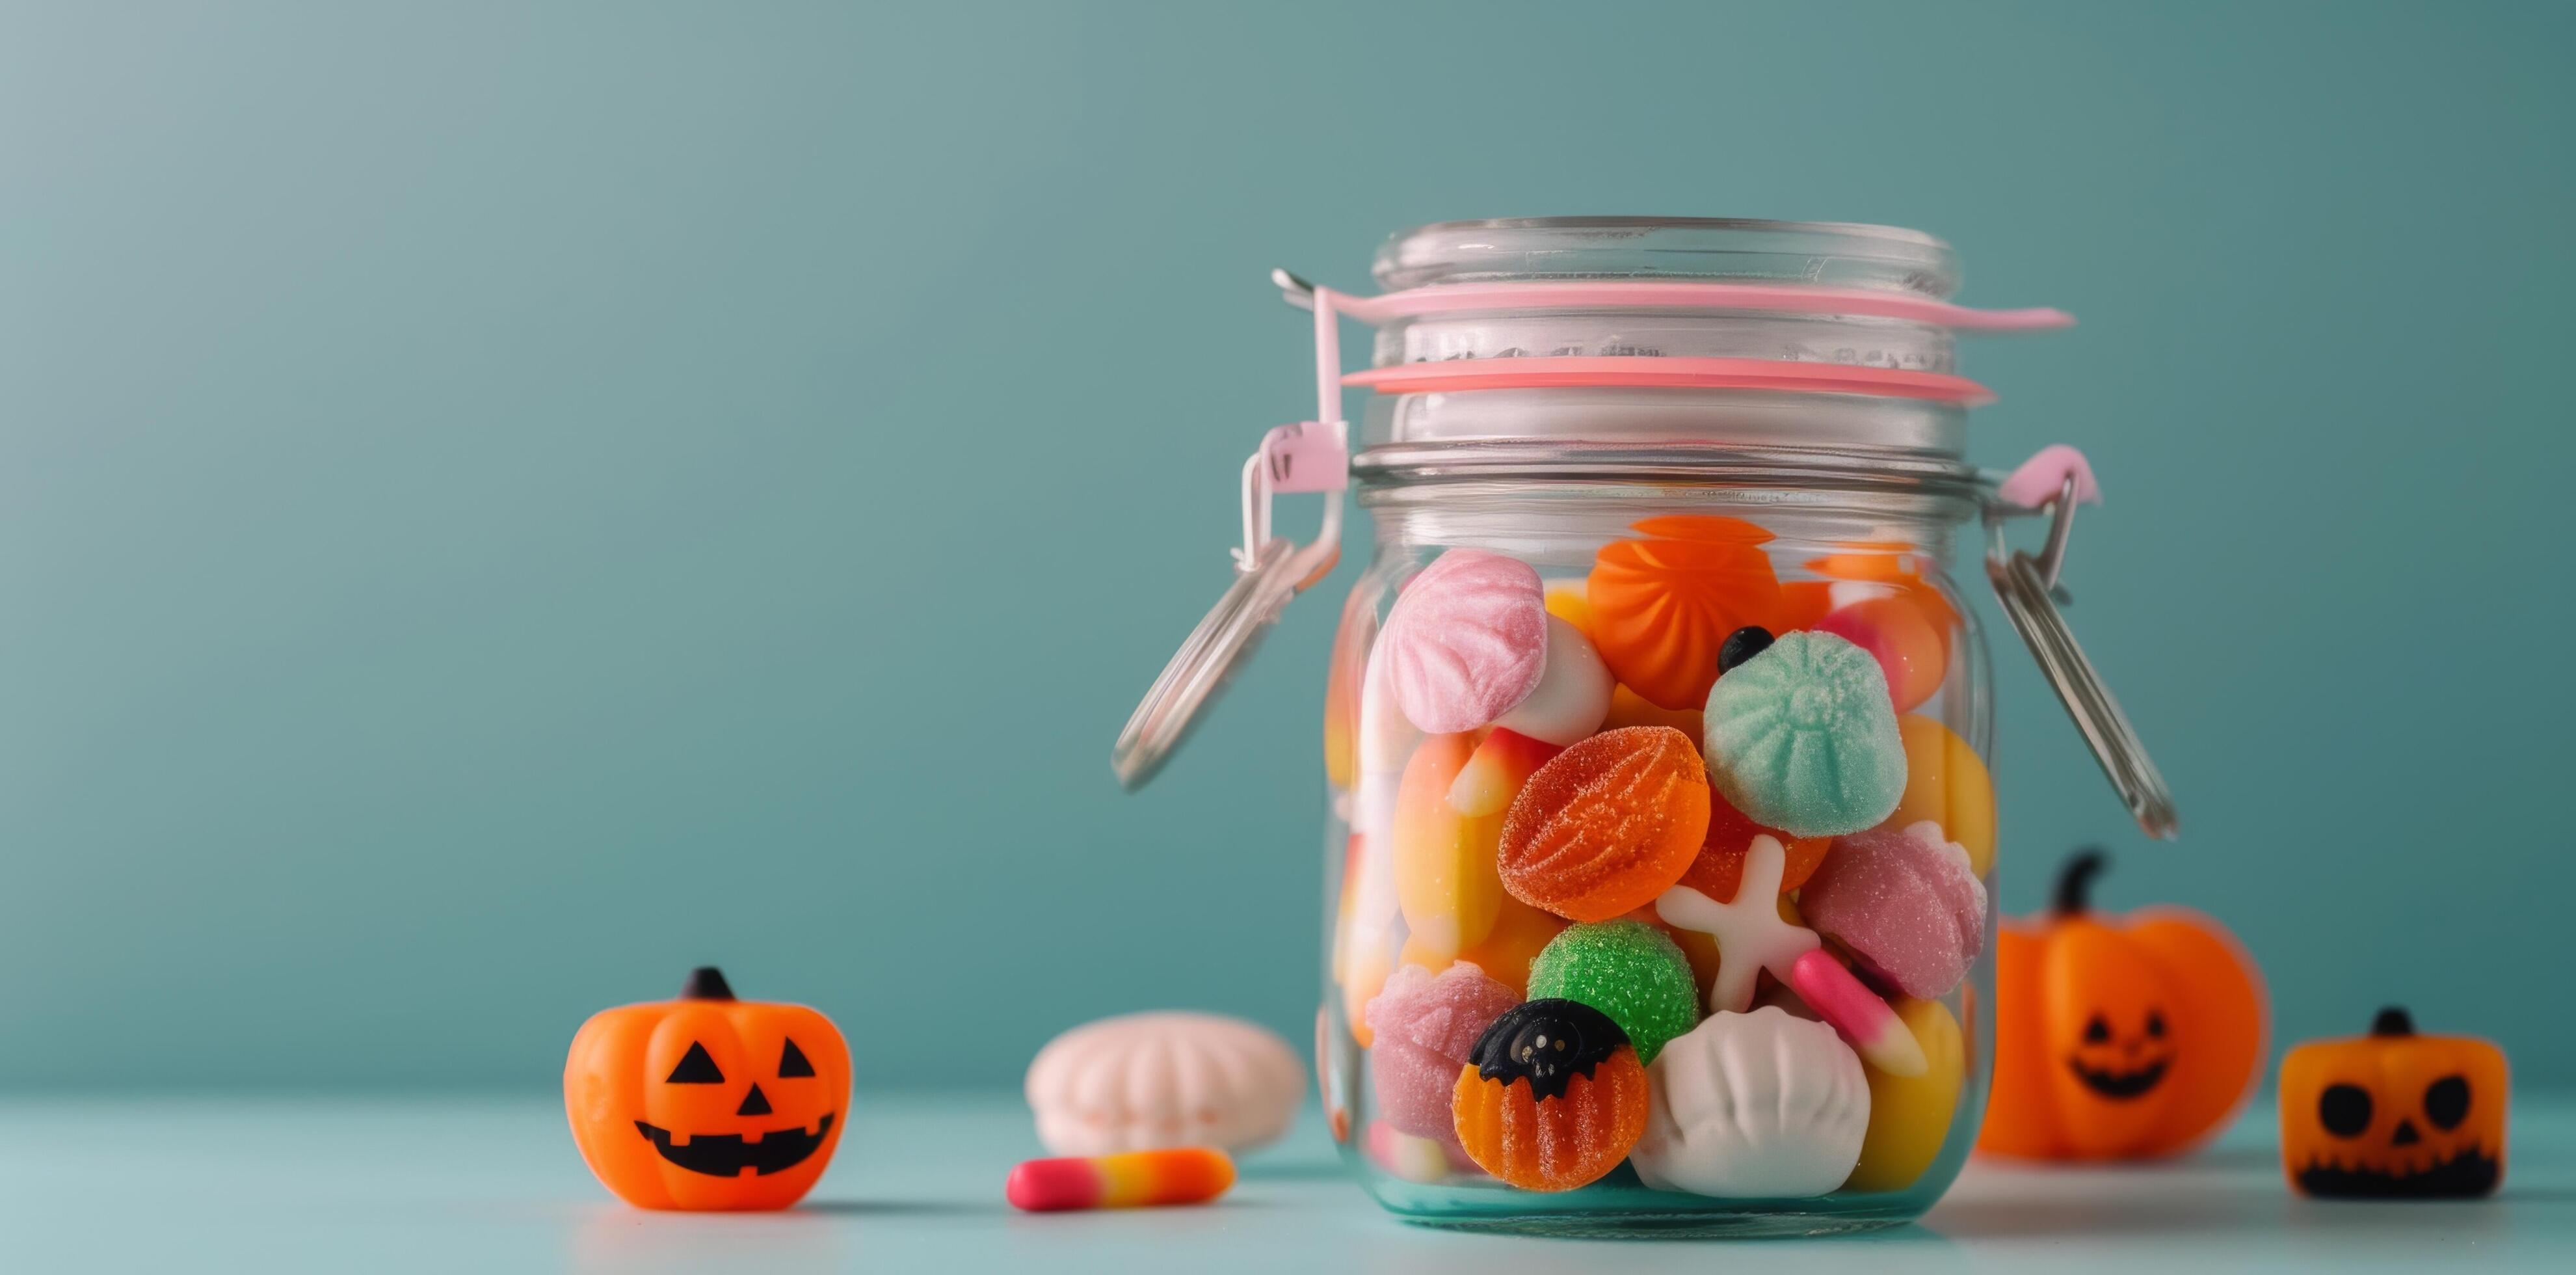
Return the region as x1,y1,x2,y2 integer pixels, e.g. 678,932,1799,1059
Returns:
1004,1148,1236,1213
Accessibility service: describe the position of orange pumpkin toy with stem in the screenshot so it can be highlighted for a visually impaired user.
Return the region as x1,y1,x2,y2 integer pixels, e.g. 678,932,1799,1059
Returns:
1979,852,2266,1160
566,967,853,1209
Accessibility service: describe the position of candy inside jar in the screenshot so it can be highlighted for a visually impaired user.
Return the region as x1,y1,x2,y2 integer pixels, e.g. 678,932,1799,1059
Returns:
1338,524,1994,1221
1119,218,2172,1237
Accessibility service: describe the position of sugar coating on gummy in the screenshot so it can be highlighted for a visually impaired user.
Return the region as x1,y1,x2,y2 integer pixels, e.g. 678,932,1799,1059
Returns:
1631,1006,1872,1199
1492,615,1613,747
1361,963,1520,1149
1801,820,1987,1000
1496,726,1711,922
1703,629,1907,839
1380,548,1548,734
1527,920,1701,1065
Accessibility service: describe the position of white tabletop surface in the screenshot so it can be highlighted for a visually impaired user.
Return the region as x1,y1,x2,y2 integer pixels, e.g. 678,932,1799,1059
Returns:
1,1092,2565,1272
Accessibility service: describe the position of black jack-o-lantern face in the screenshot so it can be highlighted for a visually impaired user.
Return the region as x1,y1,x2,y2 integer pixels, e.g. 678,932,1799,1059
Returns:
2279,1008,2508,1199
2064,1003,2173,1101
637,1028,835,1177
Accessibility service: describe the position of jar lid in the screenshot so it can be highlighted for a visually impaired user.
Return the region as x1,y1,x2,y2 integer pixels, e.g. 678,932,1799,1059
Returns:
1119,223,2172,838
1373,217,1961,295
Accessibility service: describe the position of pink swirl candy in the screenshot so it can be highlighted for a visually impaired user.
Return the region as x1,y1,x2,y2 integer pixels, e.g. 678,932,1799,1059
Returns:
1362,962,1520,1149
1800,820,1988,1000
1380,549,1548,734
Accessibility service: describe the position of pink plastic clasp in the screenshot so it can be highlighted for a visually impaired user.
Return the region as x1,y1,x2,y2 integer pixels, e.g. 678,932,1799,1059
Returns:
1233,275,1352,587
1984,444,2175,839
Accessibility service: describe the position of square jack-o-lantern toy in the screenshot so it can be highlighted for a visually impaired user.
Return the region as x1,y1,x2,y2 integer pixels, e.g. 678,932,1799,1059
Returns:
2279,1006,2506,1198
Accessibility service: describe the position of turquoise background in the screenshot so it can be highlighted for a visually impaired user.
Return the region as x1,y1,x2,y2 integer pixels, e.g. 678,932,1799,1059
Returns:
5,1,2571,1092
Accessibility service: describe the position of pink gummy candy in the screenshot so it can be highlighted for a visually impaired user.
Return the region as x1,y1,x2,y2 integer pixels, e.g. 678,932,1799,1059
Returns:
1800,821,1988,1000
1361,962,1520,1148
1379,549,1547,734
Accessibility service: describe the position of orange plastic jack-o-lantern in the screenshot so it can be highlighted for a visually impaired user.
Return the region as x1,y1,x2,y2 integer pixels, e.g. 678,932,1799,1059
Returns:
1979,851,2266,1160
565,967,853,1210
2279,1007,2506,1198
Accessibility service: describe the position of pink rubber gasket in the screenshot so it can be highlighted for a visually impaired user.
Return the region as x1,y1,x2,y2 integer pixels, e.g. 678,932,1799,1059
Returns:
1331,282,2072,332
1343,357,1995,405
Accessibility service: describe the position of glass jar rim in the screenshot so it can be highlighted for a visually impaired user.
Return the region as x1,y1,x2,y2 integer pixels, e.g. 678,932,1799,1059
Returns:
1373,217,1962,297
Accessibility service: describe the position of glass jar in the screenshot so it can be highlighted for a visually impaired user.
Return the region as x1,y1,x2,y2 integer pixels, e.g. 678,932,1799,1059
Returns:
1118,219,2171,1237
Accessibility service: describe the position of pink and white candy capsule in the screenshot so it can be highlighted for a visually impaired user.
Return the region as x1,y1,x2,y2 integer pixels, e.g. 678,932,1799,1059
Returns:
1491,615,1613,746
1787,948,1928,1077
1379,549,1547,734
1799,820,1987,1000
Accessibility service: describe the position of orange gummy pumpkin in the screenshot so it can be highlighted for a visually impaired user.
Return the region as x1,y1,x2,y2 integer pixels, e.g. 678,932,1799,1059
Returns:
1496,726,1710,922
565,967,852,1210
1978,853,2266,1161
1451,999,1649,1191
1586,517,1783,710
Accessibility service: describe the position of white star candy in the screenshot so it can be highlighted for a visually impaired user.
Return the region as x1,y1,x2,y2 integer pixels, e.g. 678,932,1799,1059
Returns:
1655,835,1822,1014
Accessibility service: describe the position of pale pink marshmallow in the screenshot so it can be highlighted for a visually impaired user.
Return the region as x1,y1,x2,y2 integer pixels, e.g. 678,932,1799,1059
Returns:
1379,549,1547,734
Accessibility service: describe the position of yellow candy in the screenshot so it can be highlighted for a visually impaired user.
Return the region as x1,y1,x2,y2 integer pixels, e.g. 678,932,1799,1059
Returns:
1392,734,1507,961
1845,997,1965,1192
1541,578,1595,638
1440,896,1565,997
1889,716,1997,877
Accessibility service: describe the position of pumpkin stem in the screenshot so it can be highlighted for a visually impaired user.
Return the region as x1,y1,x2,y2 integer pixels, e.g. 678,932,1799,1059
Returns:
680,967,736,1001
2052,849,2109,915
2372,1006,2415,1037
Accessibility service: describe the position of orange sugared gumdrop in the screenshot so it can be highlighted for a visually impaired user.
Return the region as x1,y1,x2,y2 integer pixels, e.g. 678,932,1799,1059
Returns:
1677,785,1832,903
1587,517,1784,710
1497,726,1710,922
1451,999,1649,1191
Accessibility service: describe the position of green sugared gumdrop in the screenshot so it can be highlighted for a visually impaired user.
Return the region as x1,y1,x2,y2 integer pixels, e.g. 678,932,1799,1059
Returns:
1526,919,1700,1065
1703,629,1906,838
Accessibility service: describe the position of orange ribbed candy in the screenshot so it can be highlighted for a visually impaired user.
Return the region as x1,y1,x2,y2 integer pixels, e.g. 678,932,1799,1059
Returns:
1496,727,1710,922
1450,999,1649,1192
1587,517,1783,710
